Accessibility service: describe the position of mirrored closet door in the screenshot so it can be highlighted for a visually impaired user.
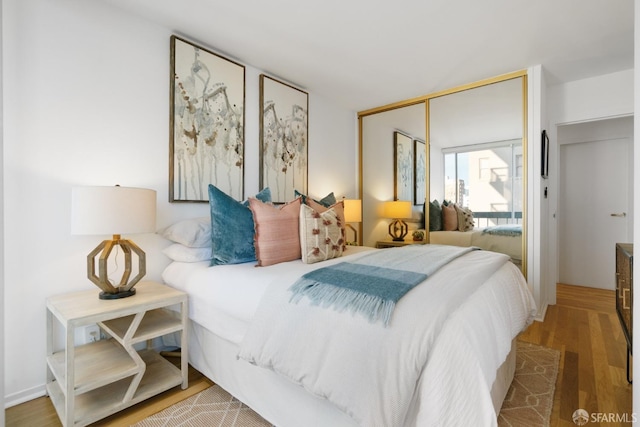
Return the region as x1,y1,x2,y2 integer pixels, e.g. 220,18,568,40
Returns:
359,71,527,276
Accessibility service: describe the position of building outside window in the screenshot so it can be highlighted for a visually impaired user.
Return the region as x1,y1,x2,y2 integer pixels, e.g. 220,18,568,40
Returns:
479,157,490,181
443,139,522,227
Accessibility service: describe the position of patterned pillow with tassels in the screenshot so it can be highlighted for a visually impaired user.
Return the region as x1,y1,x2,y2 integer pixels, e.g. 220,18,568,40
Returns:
299,203,345,264
454,204,475,232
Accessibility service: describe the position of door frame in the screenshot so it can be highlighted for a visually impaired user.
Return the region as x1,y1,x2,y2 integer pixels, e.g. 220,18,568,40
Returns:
551,115,634,297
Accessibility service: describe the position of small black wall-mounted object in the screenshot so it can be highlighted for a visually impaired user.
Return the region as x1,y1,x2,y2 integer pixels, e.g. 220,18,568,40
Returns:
541,130,549,179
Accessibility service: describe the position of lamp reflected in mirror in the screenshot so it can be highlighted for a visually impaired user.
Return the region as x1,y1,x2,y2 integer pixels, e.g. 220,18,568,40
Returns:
343,198,362,245
383,200,412,241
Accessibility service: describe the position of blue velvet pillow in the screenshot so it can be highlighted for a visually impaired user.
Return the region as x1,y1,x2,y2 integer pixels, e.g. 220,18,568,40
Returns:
294,190,337,207
208,185,271,266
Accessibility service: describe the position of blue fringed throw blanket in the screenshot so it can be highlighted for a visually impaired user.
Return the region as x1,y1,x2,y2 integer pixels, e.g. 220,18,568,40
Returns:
482,224,522,236
289,245,476,326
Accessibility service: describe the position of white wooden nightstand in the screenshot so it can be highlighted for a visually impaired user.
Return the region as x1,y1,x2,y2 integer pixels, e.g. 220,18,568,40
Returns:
45,281,188,427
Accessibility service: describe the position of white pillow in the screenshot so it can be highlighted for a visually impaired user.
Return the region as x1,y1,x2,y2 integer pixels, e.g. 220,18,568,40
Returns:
162,243,212,263
157,217,211,248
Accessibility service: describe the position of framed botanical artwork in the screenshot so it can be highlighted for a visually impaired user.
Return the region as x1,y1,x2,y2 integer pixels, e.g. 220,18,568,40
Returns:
413,138,426,205
394,131,413,202
169,35,246,202
259,74,308,203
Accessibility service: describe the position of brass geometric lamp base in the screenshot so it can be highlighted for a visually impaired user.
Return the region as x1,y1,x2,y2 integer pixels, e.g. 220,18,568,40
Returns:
99,289,136,300
345,224,359,246
388,219,408,242
383,200,412,242
87,234,146,300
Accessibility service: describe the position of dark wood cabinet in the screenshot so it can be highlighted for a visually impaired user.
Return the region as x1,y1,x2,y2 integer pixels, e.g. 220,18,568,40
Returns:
615,243,633,383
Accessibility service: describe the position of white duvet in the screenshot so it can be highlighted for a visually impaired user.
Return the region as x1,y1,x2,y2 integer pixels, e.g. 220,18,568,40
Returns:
237,247,536,427
162,246,374,344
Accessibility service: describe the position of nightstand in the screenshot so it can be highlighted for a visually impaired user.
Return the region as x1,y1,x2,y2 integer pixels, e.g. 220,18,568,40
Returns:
376,240,427,249
45,281,188,427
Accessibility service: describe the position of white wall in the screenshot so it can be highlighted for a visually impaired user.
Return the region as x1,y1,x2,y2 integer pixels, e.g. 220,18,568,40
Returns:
2,0,357,405
549,69,634,125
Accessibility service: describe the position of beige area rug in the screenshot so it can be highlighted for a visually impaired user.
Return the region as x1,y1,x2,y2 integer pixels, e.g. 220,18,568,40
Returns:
131,385,274,427
498,341,560,427
134,341,558,427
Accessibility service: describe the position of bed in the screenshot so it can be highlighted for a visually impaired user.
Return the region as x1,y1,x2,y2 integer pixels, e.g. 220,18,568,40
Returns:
429,225,522,267
426,201,523,267
161,243,536,426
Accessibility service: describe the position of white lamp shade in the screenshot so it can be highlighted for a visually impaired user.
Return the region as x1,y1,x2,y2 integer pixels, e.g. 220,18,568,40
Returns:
343,199,362,223
72,186,157,236
383,200,412,219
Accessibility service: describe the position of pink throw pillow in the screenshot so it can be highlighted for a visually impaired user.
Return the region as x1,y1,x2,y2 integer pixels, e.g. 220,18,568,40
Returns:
442,203,458,231
249,197,302,266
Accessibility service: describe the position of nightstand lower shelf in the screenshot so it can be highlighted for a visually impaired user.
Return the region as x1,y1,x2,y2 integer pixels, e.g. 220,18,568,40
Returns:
46,349,182,427
47,339,139,394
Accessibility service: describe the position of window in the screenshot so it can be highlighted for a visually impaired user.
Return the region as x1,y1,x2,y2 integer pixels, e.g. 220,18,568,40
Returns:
443,139,522,226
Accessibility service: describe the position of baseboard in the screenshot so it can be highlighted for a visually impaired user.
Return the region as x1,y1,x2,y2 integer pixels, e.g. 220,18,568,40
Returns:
5,384,46,408
534,302,549,322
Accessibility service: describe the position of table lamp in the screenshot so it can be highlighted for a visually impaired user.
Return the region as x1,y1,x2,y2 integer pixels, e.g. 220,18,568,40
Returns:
383,200,412,241
71,185,157,299
343,199,362,245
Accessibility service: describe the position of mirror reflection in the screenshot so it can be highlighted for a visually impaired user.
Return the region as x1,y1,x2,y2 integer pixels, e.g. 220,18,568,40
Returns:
428,77,524,271
359,73,526,274
360,103,426,248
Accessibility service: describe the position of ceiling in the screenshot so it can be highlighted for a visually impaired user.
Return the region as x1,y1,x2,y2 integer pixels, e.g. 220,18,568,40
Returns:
101,0,634,112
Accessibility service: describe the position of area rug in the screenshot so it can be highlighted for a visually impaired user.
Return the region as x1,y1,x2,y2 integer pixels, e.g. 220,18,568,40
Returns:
498,341,560,427
134,341,558,427
131,385,274,427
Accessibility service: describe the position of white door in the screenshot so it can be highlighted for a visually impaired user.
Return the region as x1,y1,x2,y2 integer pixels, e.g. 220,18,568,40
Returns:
559,136,632,289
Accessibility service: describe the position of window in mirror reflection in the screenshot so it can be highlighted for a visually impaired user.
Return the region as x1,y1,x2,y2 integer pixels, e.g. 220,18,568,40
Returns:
442,139,522,228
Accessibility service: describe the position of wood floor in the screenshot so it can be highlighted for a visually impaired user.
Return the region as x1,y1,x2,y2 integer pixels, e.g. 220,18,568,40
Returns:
519,283,633,426
5,283,633,426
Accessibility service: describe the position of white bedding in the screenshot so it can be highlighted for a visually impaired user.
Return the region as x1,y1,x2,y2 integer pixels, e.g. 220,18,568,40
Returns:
430,229,522,262
161,246,373,344
162,245,535,426
237,248,535,426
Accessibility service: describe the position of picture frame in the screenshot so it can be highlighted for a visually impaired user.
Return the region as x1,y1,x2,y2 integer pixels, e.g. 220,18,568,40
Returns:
541,129,549,179
394,131,414,202
413,138,427,206
259,74,309,203
169,35,246,202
